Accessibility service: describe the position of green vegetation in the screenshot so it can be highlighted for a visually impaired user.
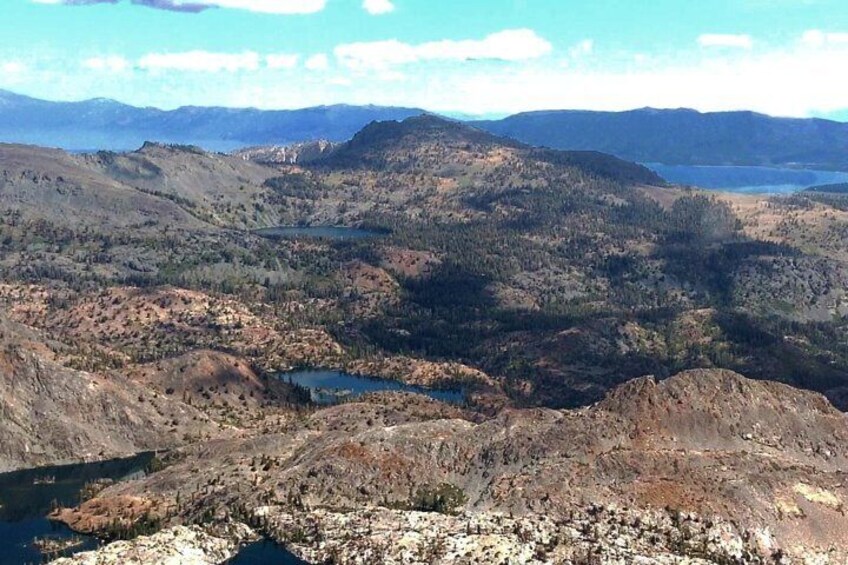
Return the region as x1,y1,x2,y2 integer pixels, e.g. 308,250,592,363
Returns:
407,483,468,515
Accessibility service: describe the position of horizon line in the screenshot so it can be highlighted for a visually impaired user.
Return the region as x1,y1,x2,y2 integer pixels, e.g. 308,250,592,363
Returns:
1,87,845,123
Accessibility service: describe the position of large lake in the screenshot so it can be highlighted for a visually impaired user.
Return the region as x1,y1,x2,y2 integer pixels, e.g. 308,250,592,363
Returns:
254,226,382,240
645,163,848,194
282,369,466,405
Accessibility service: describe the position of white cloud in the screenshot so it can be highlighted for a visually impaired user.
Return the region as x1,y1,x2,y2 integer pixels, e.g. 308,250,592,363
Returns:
266,53,299,69
697,34,753,49
1,61,27,74
569,39,594,58
431,41,848,117
10,27,848,120
139,51,260,72
83,56,129,72
304,53,329,71
362,0,394,15
801,29,848,47
335,29,552,70
329,76,353,86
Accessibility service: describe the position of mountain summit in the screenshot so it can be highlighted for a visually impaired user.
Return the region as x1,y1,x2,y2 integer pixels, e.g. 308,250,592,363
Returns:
318,114,664,185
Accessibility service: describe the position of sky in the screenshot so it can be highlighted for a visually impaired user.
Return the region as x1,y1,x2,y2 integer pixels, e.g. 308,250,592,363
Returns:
1,0,848,118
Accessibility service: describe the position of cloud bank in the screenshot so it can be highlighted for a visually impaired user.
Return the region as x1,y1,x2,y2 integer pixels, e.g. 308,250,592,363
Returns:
362,0,394,15
7,28,848,118
139,51,261,72
335,29,553,70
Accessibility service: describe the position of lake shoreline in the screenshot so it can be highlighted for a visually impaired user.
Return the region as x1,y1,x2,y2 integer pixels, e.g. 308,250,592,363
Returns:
645,162,848,194
0,453,155,564
279,368,467,405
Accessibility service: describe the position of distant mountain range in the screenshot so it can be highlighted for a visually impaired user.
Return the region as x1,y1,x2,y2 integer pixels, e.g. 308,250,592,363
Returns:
474,108,848,172
3,89,848,171
0,89,423,152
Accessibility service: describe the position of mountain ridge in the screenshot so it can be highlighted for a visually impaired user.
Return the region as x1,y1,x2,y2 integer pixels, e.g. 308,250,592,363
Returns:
474,107,848,171
3,89,848,171
0,89,426,152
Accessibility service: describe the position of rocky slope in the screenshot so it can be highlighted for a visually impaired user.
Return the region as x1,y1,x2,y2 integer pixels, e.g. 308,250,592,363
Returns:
0,314,229,472
260,506,781,564
234,140,339,165
53,370,848,562
50,523,255,565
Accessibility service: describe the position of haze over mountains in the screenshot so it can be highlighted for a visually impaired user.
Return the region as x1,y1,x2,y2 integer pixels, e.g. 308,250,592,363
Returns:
0,89,423,153
4,89,848,174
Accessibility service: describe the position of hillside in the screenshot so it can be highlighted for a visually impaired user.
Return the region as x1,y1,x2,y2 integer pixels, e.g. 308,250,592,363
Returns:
0,314,230,472
5,117,848,415
475,107,848,171
318,114,664,185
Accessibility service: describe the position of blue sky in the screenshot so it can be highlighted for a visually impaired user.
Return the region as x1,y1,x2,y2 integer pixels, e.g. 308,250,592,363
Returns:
1,0,848,117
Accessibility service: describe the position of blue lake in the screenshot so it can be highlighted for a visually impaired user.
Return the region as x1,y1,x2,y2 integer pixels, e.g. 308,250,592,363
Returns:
254,226,382,240
281,370,466,405
0,453,153,564
645,163,848,194
0,453,310,564
228,539,307,564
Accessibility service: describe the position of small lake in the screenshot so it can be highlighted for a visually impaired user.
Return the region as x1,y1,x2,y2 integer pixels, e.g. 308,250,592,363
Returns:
0,453,153,564
228,539,307,564
645,163,848,194
281,370,466,405
0,454,308,565
254,226,382,240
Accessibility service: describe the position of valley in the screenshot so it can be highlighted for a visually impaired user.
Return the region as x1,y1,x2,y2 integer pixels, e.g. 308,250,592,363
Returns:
2,115,848,562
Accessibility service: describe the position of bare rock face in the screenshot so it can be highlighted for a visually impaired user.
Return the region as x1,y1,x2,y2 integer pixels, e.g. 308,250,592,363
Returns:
258,506,780,564
60,369,848,561
49,523,255,565
0,315,227,472
234,141,339,165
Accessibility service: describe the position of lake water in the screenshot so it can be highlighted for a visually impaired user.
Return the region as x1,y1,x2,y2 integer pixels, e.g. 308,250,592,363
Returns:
254,226,381,240
281,370,466,405
228,540,307,564
0,454,308,564
645,163,848,194
0,453,153,564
